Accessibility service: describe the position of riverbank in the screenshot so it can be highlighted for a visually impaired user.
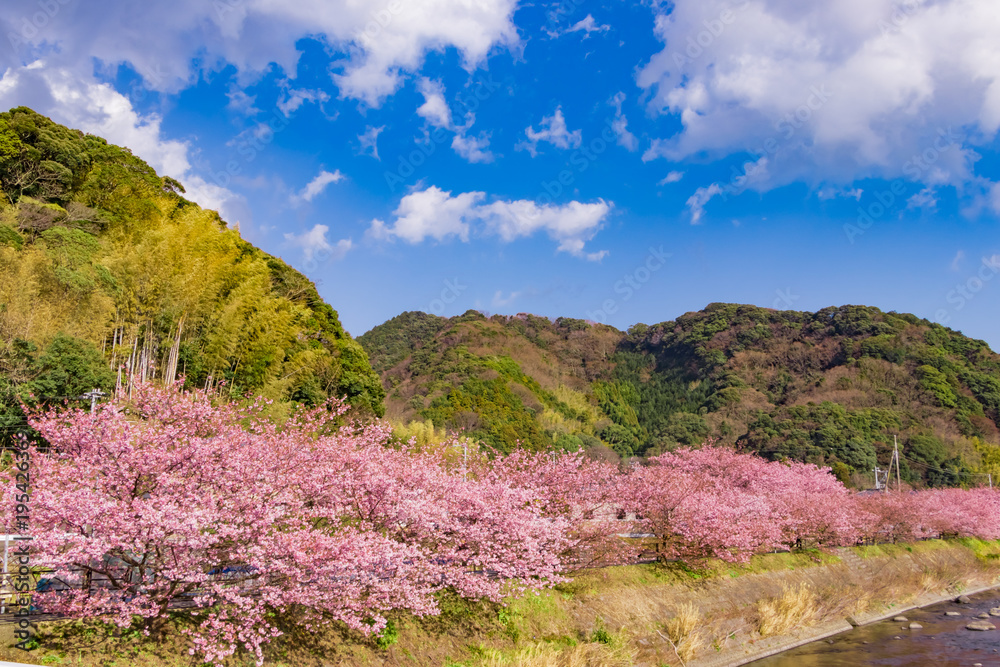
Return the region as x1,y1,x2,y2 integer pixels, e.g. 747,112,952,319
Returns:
753,587,1000,666
2,539,999,667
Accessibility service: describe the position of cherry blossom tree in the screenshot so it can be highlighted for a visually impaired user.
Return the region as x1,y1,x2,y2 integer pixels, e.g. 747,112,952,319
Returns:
5,383,571,665
10,382,1000,664
627,447,785,563
481,448,639,568
630,446,863,561
764,459,861,547
855,487,1000,543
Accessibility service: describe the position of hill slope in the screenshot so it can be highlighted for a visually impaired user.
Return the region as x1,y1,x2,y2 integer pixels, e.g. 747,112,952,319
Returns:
0,107,383,436
360,304,1000,487
359,310,623,454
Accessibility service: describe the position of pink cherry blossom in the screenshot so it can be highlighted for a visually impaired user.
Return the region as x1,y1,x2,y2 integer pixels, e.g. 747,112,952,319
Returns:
3,384,575,664
6,383,1000,664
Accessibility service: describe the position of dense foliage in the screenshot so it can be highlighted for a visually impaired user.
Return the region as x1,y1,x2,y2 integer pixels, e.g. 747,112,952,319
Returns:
362,311,620,454
618,304,1000,485
361,303,1000,487
356,311,448,374
0,108,383,438
4,109,999,492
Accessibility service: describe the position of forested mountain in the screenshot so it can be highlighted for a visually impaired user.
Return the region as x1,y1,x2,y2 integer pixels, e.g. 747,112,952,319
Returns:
359,310,623,455
6,108,1000,492
360,304,1000,488
0,108,383,440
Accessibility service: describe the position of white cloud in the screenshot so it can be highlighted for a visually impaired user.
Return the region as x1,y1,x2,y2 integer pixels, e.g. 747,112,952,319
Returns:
451,131,494,163
416,79,494,163
416,78,453,129
492,290,522,308
291,169,345,206
357,125,385,160
817,186,864,201
950,250,966,272
686,184,723,225
283,224,352,263
0,63,246,221
372,186,482,244
989,182,1000,214
609,92,637,151
478,198,611,260
0,0,520,107
183,176,247,218
369,186,612,259
659,171,684,185
519,107,582,157
227,87,260,115
682,155,769,222
277,87,330,116
907,187,938,210
563,15,611,38
637,0,1000,193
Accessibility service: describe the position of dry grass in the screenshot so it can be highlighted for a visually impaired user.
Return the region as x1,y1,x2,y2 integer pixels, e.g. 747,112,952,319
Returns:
477,641,635,667
844,587,875,618
756,583,818,637
664,602,704,662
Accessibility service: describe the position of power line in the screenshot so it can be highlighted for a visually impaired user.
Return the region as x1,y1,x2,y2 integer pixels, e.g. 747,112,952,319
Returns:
899,454,993,486
899,454,971,475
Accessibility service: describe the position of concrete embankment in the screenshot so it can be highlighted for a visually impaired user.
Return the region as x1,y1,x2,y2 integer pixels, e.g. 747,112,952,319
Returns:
671,542,1000,667
563,540,1000,667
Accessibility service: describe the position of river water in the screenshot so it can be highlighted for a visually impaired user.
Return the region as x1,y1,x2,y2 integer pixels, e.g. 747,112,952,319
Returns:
752,590,1000,666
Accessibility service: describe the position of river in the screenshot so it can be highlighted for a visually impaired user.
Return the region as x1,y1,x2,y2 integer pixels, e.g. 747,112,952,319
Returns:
751,590,1000,666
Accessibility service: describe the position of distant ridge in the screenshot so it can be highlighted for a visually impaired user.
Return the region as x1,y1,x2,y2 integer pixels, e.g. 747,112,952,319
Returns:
360,304,1000,488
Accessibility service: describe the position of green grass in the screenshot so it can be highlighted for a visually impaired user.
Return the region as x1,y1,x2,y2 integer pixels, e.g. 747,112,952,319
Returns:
856,539,954,560
590,620,613,646
375,619,399,649
560,550,840,595
497,589,576,645
956,538,1000,563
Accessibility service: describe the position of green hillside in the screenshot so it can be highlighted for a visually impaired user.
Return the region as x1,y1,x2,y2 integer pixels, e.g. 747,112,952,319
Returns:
358,310,623,455
0,107,383,439
360,304,1000,487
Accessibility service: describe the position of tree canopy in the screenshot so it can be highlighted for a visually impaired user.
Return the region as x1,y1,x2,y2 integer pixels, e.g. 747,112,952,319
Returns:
0,108,383,437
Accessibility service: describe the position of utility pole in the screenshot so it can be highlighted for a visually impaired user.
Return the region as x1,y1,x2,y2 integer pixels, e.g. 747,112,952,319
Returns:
874,465,888,491
452,441,468,481
81,388,106,414
79,389,103,596
893,435,902,492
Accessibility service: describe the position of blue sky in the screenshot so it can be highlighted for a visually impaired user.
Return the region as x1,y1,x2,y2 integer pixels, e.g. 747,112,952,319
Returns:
1,0,998,349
